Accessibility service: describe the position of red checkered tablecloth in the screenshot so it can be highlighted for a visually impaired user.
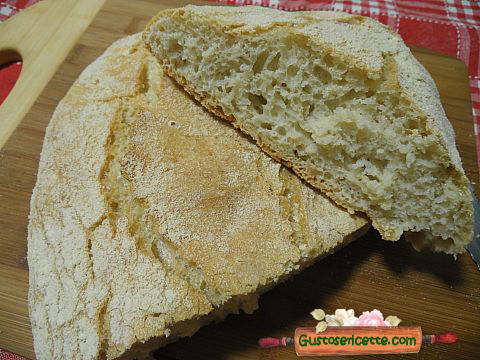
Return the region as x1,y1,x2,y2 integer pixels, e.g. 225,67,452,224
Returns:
0,0,479,359
0,350,25,360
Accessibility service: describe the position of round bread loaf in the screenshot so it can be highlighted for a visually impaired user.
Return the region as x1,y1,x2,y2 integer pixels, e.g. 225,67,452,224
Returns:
27,34,368,360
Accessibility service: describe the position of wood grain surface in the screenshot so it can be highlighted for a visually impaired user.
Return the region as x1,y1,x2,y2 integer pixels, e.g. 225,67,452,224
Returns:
0,1,479,359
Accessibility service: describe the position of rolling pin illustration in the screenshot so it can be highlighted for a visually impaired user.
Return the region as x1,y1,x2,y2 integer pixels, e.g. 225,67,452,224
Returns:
258,327,457,356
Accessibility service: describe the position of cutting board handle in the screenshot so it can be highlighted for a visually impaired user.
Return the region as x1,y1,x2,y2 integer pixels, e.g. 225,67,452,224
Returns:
0,0,105,150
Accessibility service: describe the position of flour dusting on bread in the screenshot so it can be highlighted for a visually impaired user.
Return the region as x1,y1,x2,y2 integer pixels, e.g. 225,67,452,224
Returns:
28,34,368,360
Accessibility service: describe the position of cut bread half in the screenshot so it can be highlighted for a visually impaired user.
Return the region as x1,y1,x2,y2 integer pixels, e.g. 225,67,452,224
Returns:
27,34,369,360
143,5,474,254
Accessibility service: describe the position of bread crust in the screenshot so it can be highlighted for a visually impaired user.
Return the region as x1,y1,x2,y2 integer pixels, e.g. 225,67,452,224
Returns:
28,34,368,360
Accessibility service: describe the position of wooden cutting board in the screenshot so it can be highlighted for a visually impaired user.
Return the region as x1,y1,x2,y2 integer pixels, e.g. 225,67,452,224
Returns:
0,0,479,359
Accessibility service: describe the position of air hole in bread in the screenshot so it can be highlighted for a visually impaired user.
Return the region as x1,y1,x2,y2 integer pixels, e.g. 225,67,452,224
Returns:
247,92,267,114
261,122,272,130
267,52,281,71
253,51,269,74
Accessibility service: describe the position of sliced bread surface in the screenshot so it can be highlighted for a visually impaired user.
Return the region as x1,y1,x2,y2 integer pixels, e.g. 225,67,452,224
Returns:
27,33,369,360
143,5,474,254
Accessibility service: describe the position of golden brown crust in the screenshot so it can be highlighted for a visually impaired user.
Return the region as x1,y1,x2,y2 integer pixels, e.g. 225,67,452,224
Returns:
28,34,369,360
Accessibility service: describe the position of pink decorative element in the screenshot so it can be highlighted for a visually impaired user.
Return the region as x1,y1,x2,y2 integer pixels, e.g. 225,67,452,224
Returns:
355,310,392,327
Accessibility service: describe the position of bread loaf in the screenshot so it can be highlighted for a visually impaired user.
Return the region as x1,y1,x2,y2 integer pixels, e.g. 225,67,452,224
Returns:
143,5,474,255
27,33,369,360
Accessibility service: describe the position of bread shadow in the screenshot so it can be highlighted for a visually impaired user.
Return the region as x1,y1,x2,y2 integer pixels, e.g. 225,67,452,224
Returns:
153,229,464,360
377,233,464,285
